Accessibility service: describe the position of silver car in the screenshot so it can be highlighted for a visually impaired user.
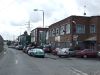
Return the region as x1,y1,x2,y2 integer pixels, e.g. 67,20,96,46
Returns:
97,51,100,57
28,48,45,58
57,48,70,57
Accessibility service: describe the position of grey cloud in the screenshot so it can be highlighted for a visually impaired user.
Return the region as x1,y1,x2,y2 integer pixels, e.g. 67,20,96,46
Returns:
16,0,29,4
0,32,14,40
10,21,28,26
10,22,20,26
30,12,42,22
10,0,66,25
30,0,64,23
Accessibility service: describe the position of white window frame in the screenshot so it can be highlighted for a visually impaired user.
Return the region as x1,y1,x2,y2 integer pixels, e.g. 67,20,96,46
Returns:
52,29,55,36
56,28,59,36
60,26,65,35
66,24,70,34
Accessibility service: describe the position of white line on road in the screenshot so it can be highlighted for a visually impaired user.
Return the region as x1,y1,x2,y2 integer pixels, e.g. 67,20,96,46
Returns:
70,67,88,75
15,59,18,64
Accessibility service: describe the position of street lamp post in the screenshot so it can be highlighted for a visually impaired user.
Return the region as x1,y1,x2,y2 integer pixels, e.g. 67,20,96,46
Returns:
34,9,44,28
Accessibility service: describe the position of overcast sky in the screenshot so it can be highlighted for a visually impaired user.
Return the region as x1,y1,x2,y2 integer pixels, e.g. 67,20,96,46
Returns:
0,0,100,40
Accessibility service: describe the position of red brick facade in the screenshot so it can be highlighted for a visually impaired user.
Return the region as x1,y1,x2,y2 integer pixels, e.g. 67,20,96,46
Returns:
48,15,100,50
31,27,48,46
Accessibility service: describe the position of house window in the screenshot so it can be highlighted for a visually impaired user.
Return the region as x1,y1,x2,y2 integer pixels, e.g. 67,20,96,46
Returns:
76,24,85,34
52,29,55,36
66,24,70,34
60,26,65,35
90,25,96,33
33,30,35,37
56,28,59,36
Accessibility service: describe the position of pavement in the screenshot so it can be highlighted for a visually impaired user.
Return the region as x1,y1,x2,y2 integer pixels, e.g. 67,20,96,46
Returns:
0,46,100,75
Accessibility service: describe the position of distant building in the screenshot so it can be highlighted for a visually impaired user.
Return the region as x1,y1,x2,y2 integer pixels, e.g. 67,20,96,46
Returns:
48,15,100,50
18,35,26,46
31,27,48,46
18,31,31,46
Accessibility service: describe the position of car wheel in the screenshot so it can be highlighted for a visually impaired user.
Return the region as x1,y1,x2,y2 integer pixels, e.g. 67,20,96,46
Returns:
83,55,87,58
41,56,45,58
58,55,61,57
30,53,32,56
33,53,35,57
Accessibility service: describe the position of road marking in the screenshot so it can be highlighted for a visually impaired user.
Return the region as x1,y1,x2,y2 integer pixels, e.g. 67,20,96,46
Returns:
70,67,88,75
15,60,18,64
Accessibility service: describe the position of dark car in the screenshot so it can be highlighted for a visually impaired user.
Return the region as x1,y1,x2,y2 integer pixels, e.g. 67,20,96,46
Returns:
25,47,33,53
68,48,76,57
43,45,52,53
76,49,98,58
23,46,27,53
18,45,23,50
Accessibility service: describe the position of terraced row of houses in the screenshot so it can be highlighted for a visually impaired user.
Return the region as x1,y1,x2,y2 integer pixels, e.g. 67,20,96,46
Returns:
31,15,100,50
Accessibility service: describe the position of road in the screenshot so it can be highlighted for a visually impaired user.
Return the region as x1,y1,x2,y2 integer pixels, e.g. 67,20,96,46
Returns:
0,46,100,75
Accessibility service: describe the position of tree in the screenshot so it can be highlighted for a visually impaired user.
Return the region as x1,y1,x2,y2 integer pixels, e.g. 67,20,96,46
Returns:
23,31,28,36
7,41,11,46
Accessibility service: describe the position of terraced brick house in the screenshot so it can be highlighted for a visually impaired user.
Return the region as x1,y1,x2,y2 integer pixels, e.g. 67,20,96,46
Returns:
48,15,100,50
31,27,48,46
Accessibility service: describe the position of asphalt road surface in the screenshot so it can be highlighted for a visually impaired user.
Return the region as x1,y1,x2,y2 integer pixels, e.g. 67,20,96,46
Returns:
0,46,100,75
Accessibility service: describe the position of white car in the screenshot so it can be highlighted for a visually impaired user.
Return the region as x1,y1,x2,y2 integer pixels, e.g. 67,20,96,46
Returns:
28,49,34,55
57,48,70,57
97,51,100,57
28,48,45,57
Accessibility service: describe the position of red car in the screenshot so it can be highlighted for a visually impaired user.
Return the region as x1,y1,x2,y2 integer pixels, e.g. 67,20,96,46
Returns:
76,49,97,58
43,45,51,53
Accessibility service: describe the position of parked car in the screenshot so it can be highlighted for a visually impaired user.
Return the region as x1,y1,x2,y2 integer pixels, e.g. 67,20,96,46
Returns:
76,49,98,58
23,46,27,53
18,45,23,50
52,48,61,55
25,47,33,53
15,45,19,49
8,45,15,48
43,45,52,53
68,48,76,57
57,48,70,57
28,48,45,58
97,51,100,57
15,45,23,50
